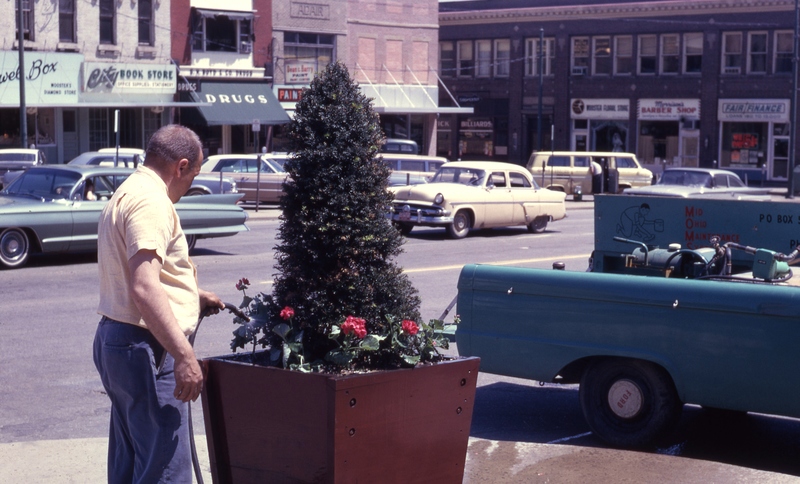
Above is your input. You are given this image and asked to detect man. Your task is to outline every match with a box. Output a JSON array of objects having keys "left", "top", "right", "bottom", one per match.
[{"left": 93, "top": 124, "right": 223, "bottom": 482}]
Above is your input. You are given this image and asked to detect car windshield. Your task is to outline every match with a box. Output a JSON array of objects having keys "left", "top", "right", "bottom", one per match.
[
  {"left": 431, "top": 167, "right": 486, "bottom": 186},
  {"left": 0, "top": 153, "right": 35, "bottom": 163},
  {"left": 659, "top": 171, "right": 712, "bottom": 187},
  {"left": 4, "top": 169, "right": 81, "bottom": 199}
]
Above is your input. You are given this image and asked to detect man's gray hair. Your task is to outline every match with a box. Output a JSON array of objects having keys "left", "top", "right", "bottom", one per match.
[{"left": 145, "top": 125, "right": 203, "bottom": 169}]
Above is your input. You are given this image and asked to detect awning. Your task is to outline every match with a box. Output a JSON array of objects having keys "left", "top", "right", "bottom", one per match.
[
  {"left": 194, "top": 8, "right": 254, "bottom": 21},
  {"left": 184, "top": 82, "right": 290, "bottom": 126}
]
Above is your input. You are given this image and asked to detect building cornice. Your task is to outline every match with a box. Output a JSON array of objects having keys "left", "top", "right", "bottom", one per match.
[{"left": 439, "top": 0, "right": 794, "bottom": 26}]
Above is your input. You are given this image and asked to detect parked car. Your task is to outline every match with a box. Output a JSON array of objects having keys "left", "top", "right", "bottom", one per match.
[
  {"left": 390, "top": 161, "right": 567, "bottom": 238},
  {"left": 381, "top": 153, "right": 448, "bottom": 181},
  {"left": 389, "top": 171, "right": 429, "bottom": 186},
  {"left": 200, "top": 154, "right": 287, "bottom": 203},
  {"left": 0, "top": 148, "right": 47, "bottom": 189},
  {"left": 69, "top": 151, "right": 238, "bottom": 196},
  {"left": 527, "top": 151, "right": 653, "bottom": 196},
  {"left": 623, "top": 167, "right": 772, "bottom": 198},
  {"left": 0, "top": 165, "right": 248, "bottom": 269},
  {"left": 381, "top": 138, "right": 419, "bottom": 155}
]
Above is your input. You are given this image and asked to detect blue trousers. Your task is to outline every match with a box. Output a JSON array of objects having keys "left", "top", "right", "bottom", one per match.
[{"left": 93, "top": 317, "right": 192, "bottom": 483}]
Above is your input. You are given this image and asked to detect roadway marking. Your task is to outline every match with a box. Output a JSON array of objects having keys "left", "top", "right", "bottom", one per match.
[
  {"left": 403, "top": 253, "right": 591, "bottom": 273},
  {"left": 547, "top": 431, "right": 593, "bottom": 444},
  {"left": 258, "top": 253, "right": 591, "bottom": 284}
]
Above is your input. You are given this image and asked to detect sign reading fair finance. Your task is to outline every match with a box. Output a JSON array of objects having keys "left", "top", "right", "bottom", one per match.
[
  {"left": 82, "top": 62, "right": 176, "bottom": 94},
  {"left": 0, "top": 51, "right": 82, "bottom": 105}
]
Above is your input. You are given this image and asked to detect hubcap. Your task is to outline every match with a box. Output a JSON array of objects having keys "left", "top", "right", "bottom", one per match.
[{"left": 607, "top": 379, "right": 644, "bottom": 419}]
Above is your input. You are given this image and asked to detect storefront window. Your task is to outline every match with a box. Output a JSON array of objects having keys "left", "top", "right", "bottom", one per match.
[
  {"left": 721, "top": 122, "right": 767, "bottom": 168},
  {"left": 592, "top": 121, "right": 627, "bottom": 152},
  {"left": 638, "top": 121, "right": 679, "bottom": 165},
  {"left": 284, "top": 32, "right": 334, "bottom": 83},
  {"left": 459, "top": 117, "right": 494, "bottom": 159}
]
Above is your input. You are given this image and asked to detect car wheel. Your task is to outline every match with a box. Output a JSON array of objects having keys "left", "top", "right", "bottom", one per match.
[
  {"left": 0, "top": 228, "right": 31, "bottom": 269},
  {"left": 395, "top": 222, "right": 414, "bottom": 236},
  {"left": 446, "top": 211, "right": 471, "bottom": 239},
  {"left": 527, "top": 216, "right": 548, "bottom": 233},
  {"left": 185, "top": 189, "right": 206, "bottom": 196},
  {"left": 580, "top": 359, "right": 681, "bottom": 448},
  {"left": 185, "top": 234, "right": 197, "bottom": 252}
]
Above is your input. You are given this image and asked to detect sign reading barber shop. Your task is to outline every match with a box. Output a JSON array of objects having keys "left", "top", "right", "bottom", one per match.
[
  {"left": 0, "top": 51, "right": 82, "bottom": 105},
  {"left": 82, "top": 62, "right": 176, "bottom": 94}
]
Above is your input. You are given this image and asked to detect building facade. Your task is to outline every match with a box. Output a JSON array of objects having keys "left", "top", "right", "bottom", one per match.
[
  {"left": 1, "top": 0, "right": 177, "bottom": 163},
  {"left": 270, "top": 0, "right": 471, "bottom": 155},
  {"left": 171, "top": 0, "right": 289, "bottom": 156},
  {"left": 439, "top": 0, "right": 798, "bottom": 183}
]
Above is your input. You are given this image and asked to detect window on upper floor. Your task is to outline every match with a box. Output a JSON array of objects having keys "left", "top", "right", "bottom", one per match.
[
  {"left": 17, "top": 0, "right": 34, "bottom": 41},
  {"left": 775, "top": 30, "right": 793, "bottom": 74},
  {"left": 684, "top": 33, "right": 703, "bottom": 74},
  {"left": 440, "top": 41, "right": 456, "bottom": 77},
  {"left": 457, "top": 40, "right": 474, "bottom": 77},
  {"left": 722, "top": 32, "right": 742, "bottom": 74},
  {"left": 638, "top": 35, "right": 657, "bottom": 74},
  {"left": 661, "top": 34, "right": 680, "bottom": 74},
  {"left": 475, "top": 40, "right": 492, "bottom": 77},
  {"left": 494, "top": 39, "right": 510, "bottom": 77},
  {"left": 525, "top": 37, "right": 555, "bottom": 76},
  {"left": 99, "top": 0, "right": 115, "bottom": 44},
  {"left": 748, "top": 32, "right": 767, "bottom": 74},
  {"left": 138, "top": 0, "right": 153, "bottom": 46},
  {"left": 572, "top": 37, "right": 590, "bottom": 75},
  {"left": 59, "top": 0, "right": 75, "bottom": 43},
  {"left": 593, "top": 37, "right": 612, "bottom": 75},
  {"left": 614, "top": 36, "right": 633, "bottom": 75},
  {"left": 283, "top": 32, "right": 334, "bottom": 82},
  {"left": 193, "top": 9, "right": 254, "bottom": 53}
]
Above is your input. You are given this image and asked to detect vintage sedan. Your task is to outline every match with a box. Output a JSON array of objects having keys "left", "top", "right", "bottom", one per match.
[
  {"left": 201, "top": 154, "right": 287, "bottom": 203},
  {"left": 0, "top": 165, "right": 249, "bottom": 269},
  {"left": 390, "top": 161, "right": 567, "bottom": 239},
  {"left": 623, "top": 168, "right": 771, "bottom": 198},
  {"left": 0, "top": 148, "right": 47, "bottom": 188}
]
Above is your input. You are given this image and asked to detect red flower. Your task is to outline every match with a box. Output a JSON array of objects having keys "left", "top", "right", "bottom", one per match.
[
  {"left": 401, "top": 319, "right": 419, "bottom": 335},
  {"left": 235, "top": 277, "right": 250, "bottom": 291},
  {"left": 280, "top": 306, "right": 295, "bottom": 320},
  {"left": 341, "top": 315, "right": 367, "bottom": 339}
]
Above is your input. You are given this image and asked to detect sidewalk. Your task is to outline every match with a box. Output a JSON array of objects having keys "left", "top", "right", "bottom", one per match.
[{"left": 2, "top": 434, "right": 795, "bottom": 483}]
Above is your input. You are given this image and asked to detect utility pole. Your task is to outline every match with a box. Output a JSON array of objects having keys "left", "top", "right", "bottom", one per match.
[
  {"left": 789, "top": 0, "right": 799, "bottom": 198},
  {"left": 537, "top": 28, "right": 544, "bottom": 150},
  {"left": 18, "top": 0, "right": 27, "bottom": 148}
]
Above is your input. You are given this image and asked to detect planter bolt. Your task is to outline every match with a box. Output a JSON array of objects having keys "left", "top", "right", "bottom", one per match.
[
  {"left": 349, "top": 398, "right": 357, "bottom": 407},
  {"left": 349, "top": 428, "right": 356, "bottom": 436},
  {"left": 460, "top": 378, "right": 466, "bottom": 386},
  {"left": 456, "top": 407, "right": 463, "bottom": 414}
]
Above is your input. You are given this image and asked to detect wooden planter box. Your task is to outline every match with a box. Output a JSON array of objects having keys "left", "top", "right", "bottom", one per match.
[{"left": 200, "top": 355, "right": 480, "bottom": 484}]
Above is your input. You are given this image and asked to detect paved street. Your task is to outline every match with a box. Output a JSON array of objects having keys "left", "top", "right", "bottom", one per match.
[{"left": 2, "top": 199, "right": 800, "bottom": 482}]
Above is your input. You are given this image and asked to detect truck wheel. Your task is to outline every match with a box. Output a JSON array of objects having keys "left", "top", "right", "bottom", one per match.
[
  {"left": 0, "top": 228, "right": 31, "bottom": 269},
  {"left": 527, "top": 216, "right": 548, "bottom": 233},
  {"left": 446, "top": 211, "right": 471, "bottom": 239},
  {"left": 580, "top": 359, "right": 681, "bottom": 448}
]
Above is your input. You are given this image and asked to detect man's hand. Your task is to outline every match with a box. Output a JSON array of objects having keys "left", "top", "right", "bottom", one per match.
[
  {"left": 199, "top": 289, "right": 224, "bottom": 316},
  {"left": 173, "top": 354, "right": 204, "bottom": 402}
]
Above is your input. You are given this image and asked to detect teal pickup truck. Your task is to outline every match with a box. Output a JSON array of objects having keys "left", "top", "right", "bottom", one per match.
[{"left": 455, "top": 195, "right": 800, "bottom": 448}]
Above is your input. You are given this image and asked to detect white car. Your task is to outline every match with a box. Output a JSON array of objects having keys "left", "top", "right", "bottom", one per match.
[
  {"left": 0, "top": 148, "right": 47, "bottom": 188},
  {"left": 201, "top": 154, "right": 288, "bottom": 203},
  {"left": 390, "top": 161, "right": 567, "bottom": 239},
  {"left": 623, "top": 168, "right": 771, "bottom": 198}
]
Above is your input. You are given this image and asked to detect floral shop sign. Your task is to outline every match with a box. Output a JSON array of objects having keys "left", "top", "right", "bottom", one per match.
[{"left": 0, "top": 52, "right": 82, "bottom": 105}]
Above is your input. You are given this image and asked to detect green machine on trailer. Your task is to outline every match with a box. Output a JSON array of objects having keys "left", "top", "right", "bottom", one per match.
[{"left": 456, "top": 194, "right": 800, "bottom": 448}]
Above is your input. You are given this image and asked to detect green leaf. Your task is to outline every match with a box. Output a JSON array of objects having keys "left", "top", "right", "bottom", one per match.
[
  {"left": 325, "top": 349, "right": 354, "bottom": 367},
  {"left": 239, "top": 295, "right": 253, "bottom": 309},
  {"left": 273, "top": 323, "right": 291, "bottom": 341},
  {"left": 282, "top": 343, "right": 291, "bottom": 368},
  {"left": 329, "top": 325, "right": 341, "bottom": 339},
  {"left": 359, "top": 334, "right": 384, "bottom": 351},
  {"left": 401, "top": 355, "right": 420, "bottom": 366}
]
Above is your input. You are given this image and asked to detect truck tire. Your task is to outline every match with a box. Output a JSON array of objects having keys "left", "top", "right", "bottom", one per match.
[
  {"left": 580, "top": 359, "right": 681, "bottom": 448},
  {"left": 446, "top": 211, "right": 471, "bottom": 239}
]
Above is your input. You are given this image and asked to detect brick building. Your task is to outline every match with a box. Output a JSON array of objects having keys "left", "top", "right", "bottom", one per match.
[
  {"left": 1, "top": 0, "right": 176, "bottom": 163},
  {"left": 270, "top": 0, "right": 471, "bottom": 155},
  {"left": 439, "top": 0, "right": 798, "bottom": 184}
]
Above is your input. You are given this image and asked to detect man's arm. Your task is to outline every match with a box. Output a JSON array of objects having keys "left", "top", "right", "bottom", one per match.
[{"left": 129, "top": 249, "right": 203, "bottom": 403}]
